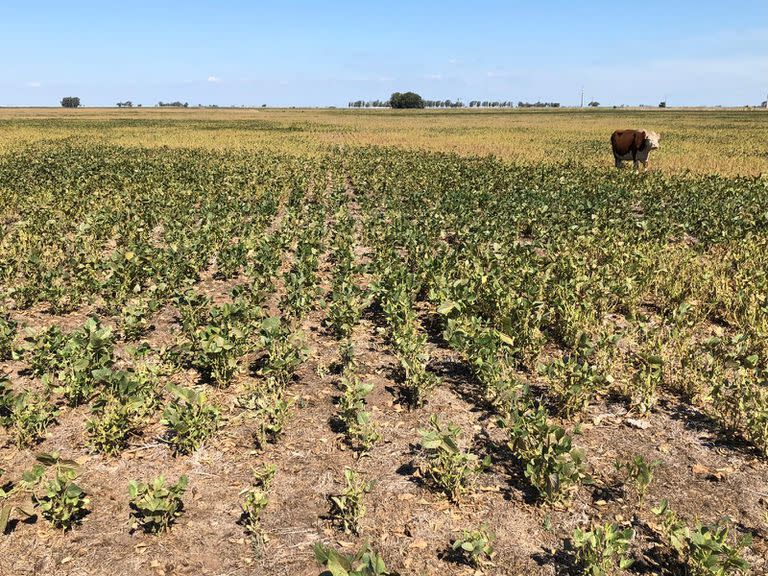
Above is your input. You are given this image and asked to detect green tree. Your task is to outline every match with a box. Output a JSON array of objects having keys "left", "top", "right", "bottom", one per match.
[
  {"left": 389, "top": 92, "right": 425, "bottom": 109},
  {"left": 60, "top": 97, "right": 81, "bottom": 108}
]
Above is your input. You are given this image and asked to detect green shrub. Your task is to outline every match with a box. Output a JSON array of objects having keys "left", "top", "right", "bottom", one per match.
[
  {"left": 615, "top": 455, "right": 660, "bottom": 504},
  {"left": 328, "top": 279, "right": 365, "bottom": 339},
  {"left": 451, "top": 525, "right": 496, "bottom": 567},
  {"left": 543, "top": 354, "right": 611, "bottom": 419},
  {"left": 0, "top": 374, "right": 12, "bottom": 425},
  {"left": 0, "top": 315, "right": 18, "bottom": 361},
  {"left": 128, "top": 475, "right": 188, "bottom": 533},
  {"left": 313, "top": 543, "right": 392, "bottom": 576},
  {"left": 28, "top": 452, "right": 90, "bottom": 531},
  {"left": 9, "top": 392, "right": 59, "bottom": 448},
  {"left": 572, "top": 523, "right": 634, "bottom": 575},
  {"left": 505, "top": 401, "right": 589, "bottom": 504},
  {"left": 46, "top": 318, "right": 115, "bottom": 406},
  {"left": 631, "top": 346, "right": 663, "bottom": 415},
  {"left": 652, "top": 500, "right": 751, "bottom": 576},
  {"left": 252, "top": 392, "right": 293, "bottom": 449},
  {"left": 419, "top": 415, "right": 489, "bottom": 503},
  {"left": 24, "top": 325, "right": 66, "bottom": 377},
  {"left": 240, "top": 464, "right": 276, "bottom": 539},
  {"left": 338, "top": 374, "right": 380, "bottom": 453},
  {"left": 329, "top": 468, "right": 372, "bottom": 535},
  {"left": 86, "top": 397, "right": 144, "bottom": 456},
  {"left": 161, "top": 384, "right": 219, "bottom": 455},
  {"left": 258, "top": 317, "right": 307, "bottom": 386},
  {"left": 120, "top": 298, "right": 156, "bottom": 340}
]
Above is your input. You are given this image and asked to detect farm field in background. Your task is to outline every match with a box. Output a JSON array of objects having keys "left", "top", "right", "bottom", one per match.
[
  {"left": 0, "top": 110, "right": 767, "bottom": 576},
  {"left": 1, "top": 107, "right": 767, "bottom": 175}
]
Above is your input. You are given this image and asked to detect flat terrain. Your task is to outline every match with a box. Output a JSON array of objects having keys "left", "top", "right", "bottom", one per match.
[
  {"left": 0, "top": 109, "right": 767, "bottom": 576},
  {"left": 0, "top": 107, "right": 766, "bottom": 175}
]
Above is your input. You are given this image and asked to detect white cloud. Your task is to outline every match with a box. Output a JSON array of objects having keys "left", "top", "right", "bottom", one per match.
[
  {"left": 25, "top": 81, "right": 42, "bottom": 88},
  {"left": 448, "top": 58, "right": 463, "bottom": 65},
  {"left": 207, "top": 75, "right": 220, "bottom": 83},
  {"left": 425, "top": 74, "right": 443, "bottom": 80},
  {"left": 486, "top": 70, "right": 509, "bottom": 78}
]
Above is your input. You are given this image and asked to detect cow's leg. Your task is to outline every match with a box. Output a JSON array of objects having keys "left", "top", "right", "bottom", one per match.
[
  {"left": 633, "top": 159, "right": 640, "bottom": 169},
  {"left": 614, "top": 155, "right": 622, "bottom": 168}
]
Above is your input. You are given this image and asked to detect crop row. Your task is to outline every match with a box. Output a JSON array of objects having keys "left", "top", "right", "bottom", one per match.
[{"left": 1, "top": 143, "right": 766, "bottom": 574}]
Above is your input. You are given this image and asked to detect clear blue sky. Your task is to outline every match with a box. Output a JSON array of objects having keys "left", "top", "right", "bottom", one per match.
[{"left": 2, "top": 1, "right": 766, "bottom": 107}]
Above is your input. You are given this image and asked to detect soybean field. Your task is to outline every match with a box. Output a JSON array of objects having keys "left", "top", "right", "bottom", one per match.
[{"left": 0, "top": 109, "right": 767, "bottom": 576}]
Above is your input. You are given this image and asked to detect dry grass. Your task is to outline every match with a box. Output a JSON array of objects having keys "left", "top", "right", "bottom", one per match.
[{"left": 1, "top": 107, "right": 766, "bottom": 175}]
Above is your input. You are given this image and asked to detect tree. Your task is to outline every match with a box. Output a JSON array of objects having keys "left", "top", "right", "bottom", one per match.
[
  {"left": 389, "top": 92, "right": 425, "bottom": 109},
  {"left": 60, "top": 97, "right": 81, "bottom": 108},
  {"left": 588, "top": 101, "right": 600, "bottom": 107},
  {"left": 658, "top": 101, "right": 667, "bottom": 108}
]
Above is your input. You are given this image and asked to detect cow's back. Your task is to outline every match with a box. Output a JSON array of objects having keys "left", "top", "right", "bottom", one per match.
[{"left": 611, "top": 129, "right": 638, "bottom": 156}]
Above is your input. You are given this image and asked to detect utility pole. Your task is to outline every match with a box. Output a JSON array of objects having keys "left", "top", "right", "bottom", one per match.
[{"left": 580, "top": 88, "right": 584, "bottom": 108}]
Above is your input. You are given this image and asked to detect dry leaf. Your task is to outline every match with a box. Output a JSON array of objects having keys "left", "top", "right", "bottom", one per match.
[
  {"left": 409, "top": 539, "right": 429, "bottom": 549},
  {"left": 626, "top": 418, "right": 650, "bottom": 430},
  {"left": 692, "top": 464, "right": 710, "bottom": 475}
]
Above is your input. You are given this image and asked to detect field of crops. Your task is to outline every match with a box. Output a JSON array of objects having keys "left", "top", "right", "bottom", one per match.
[
  {"left": 1, "top": 107, "right": 767, "bottom": 175},
  {"left": 0, "top": 110, "right": 767, "bottom": 576}
]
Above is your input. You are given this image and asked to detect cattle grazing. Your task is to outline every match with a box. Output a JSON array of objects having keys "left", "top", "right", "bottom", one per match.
[{"left": 611, "top": 129, "right": 660, "bottom": 169}]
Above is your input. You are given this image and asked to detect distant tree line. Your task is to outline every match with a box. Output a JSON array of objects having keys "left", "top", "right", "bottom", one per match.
[
  {"left": 468, "top": 101, "right": 513, "bottom": 107},
  {"left": 60, "top": 96, "right": 81, "bottom": 108},
  {"left": 348, "top": 92, "right": 427, "bottom": 109},
  {"left": 158, "top": 101, "right": 189, "bottom": 108},
  {"left": 348, "top": 100, "right": 389, "bottom": 108},
  {"left": 116, "top": 101, "right": 133, "bottom": 108},
  {"left": 348, "top": 95, "right": 563, "bottom": 109},
  {"left": 424, "top": 99, "right": 464, "bottom": 108},
  {"left": 348, "top": 98, "right": 468, "bottom": 108},
  {"left": 517, "top": 101, "right": 560, "bottom": 108}
]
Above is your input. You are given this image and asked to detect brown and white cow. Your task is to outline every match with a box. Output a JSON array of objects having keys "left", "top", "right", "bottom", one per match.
[{"left": 611, "top": 129, "right": 660, "bottom": 169}]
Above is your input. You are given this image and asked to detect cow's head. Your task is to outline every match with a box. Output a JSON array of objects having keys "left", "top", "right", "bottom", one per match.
[{"left": 645, "top": 131, "right": 661, "bottom": 150}]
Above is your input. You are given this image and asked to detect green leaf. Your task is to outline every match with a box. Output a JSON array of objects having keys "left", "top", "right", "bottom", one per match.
[
  {"left": 35, "top": 452, "right": 60, "bottom": 467},
  {"left": 496, "top": 331, "right": 515, "bottom": 347},
  {"left": 437, "top": 301, "right": 458, "bottom": 315},
  {"left": 619, "top": 558, "right": 634, "bottom": 569}
]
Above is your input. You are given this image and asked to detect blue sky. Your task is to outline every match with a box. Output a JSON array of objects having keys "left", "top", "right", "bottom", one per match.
[{"left": 2, "top": 1, "right": 767, "bottom": 107}]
